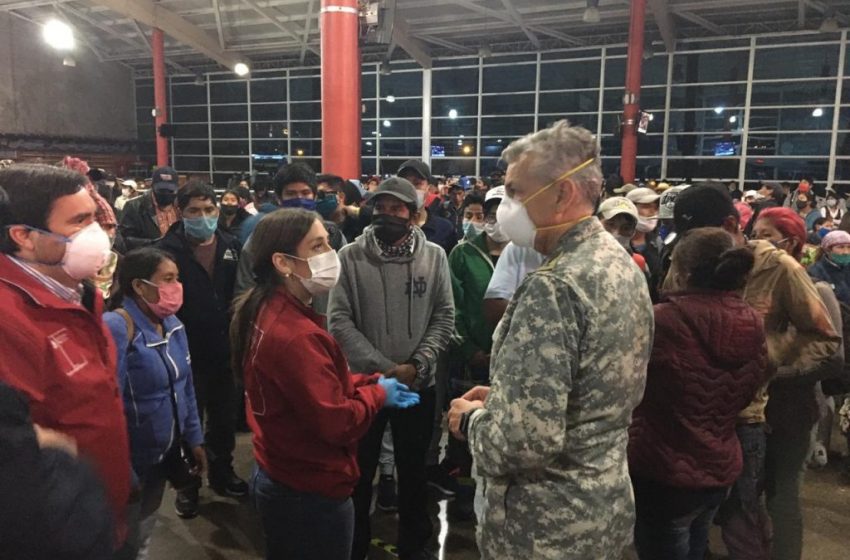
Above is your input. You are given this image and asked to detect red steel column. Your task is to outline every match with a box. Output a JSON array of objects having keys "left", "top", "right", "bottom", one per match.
[
  {"left": 152, "top": 28, "right": 169, "bottom": 167},
  {"left": 320, "top": 0, "right": 361, "bottom": 178},
  {"left": 620, "top": 0, "right": 646, "bottom": 183}
]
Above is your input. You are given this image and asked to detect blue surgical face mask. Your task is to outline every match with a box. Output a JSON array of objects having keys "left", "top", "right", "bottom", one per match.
[
  {"left": 281, "top": 197, "right": 317, "bottom": 211},
  {"left": 819, "top": 227, "right": 832, "bottom": 239},
  {"left": 183, "top": 215, "right": 218, "bottom": 240}
]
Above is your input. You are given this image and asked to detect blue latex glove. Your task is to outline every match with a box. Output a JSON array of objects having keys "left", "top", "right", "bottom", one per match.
[{"left": 377, "top": 377, "right": 421, "bottom": 409}]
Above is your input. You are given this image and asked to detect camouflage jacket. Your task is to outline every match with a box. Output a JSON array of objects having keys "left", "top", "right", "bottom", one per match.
[{"left": 468, "top": 218, "right": 654, "bottom": 559}]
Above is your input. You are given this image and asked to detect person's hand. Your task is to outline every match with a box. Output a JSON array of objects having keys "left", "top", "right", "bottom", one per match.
[
  {"left": 385, "top": 364, "right": 417, "bottom": 386},
  {"left": 448, "top": 398, "right": 484, "bottom": 441},
  {"left": 190, "top": 446, "right": 208, "bottom": 477},
  {"left": 378, "top": 377, "right": 421, "bottom": 409},
  {"left": 34, "top": 424, "right": 77, "bottom": 456},
  {"left": 469, "top": 351, "right": 490, "bottom": 369},
  {"left": 461, "top": 385, "right": 490, "bottom": 403}
]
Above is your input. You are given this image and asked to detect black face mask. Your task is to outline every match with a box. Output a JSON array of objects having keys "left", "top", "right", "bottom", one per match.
[
  {"left": 154, "top": 190, "right": 176, "bottom": 207},
  {"left": 372, "top": 214, "right": 411, "bottom": 244},
  {"left": 796, "top": 200, "right": 808, "bottom": 210},
  {"left": 220, "top": 204, "right": 238, "bottom": 216}
]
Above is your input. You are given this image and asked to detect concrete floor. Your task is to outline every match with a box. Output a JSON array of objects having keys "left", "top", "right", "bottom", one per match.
[{"left": 149, "top": 432, "right": 850, "bottom": 560}]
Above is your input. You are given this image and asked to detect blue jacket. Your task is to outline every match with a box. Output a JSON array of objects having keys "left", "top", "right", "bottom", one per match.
[
  {"left": 809, "top": 257, "right": 850, "bottom": 307},
  {"left": 104, "top": 298, "right": 203, "bottom": 476}
]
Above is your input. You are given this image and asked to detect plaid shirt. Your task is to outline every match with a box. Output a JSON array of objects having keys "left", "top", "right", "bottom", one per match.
[{"left": 7, "top": 255, "right": 82, "bottom": 305}]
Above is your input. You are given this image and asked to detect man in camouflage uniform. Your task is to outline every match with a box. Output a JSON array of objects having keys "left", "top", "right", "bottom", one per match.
[{"left": 448, "top": 120, "right": 654, "bottom": 559}]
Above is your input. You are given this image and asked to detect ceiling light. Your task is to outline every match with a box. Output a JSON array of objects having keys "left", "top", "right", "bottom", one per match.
[
  {"left": 386, "top": 95, "right": 396, "bottom": 103},
  {"left": 497, "top": 138, "right": 503, "bottom": 143},
  {"left": 714, "top": 106, "right": 725, "bottom": 115},
  {"left": 194, "top": 75, "right": 205, "bottom": 86},
  {"left": 729, "top": 115, "right": 737, "bottom": 123},
  {"left": 478, "top": 45, "right": 492, "bottom": 58},
  {"left": 366, "top": 141, "right": 373, "bottom": 146},
  {"left": 813, "top": 107, "right": 825, "bottom": 117},
  {"left": 296, "top": 149, "right": 304, "bottom": 156},
  {"left": 462, "top": 145, "right": 472, "bottom": 155},
  {"left": 43, "top": 19, "right": 74, "bottom": 51},
  {"left": 583, "top": 0, "right": 601, "bottom": 24},
  {"left": 383, "top": 119, "right": 391, "bottom": 127},
  {"left": 648, "top": 113, "right": 655, "bottom": 121},
  {"left": 234, "top": 62, "right": 250, "bottom": 76},
  {"left": 380, "top": 60, "right": 392, "bottom": 75},
  {"left": 448, "top": 109, "right": 458, "bottom": 119},
  {"left": 62, "top": 57, "right": 76, "bottom": 67}
]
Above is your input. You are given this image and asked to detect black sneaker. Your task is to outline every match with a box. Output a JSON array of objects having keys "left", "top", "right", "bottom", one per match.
[
  {"left": 175, "top": 487, "right": 199, "bottom": 519},
  {"left": 209, "top": 469, "right": 249, "bottom": 497},
  {"left": 376, "top": 474, "right": 398, "bottom": 512},
  {"left": 426, "top": 464, "right": 459, "bottom": 497}
]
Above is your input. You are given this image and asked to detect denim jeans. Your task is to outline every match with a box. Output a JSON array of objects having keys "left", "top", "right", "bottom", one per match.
[
  {"left": 718, "top": 423, "right": 772, "bottom": 560},
  {"left": 251, "top": 466, "right": 354, "bottom": 560},
  {"left": 632, "top": 476, "right": 728, "bottom": 560}
]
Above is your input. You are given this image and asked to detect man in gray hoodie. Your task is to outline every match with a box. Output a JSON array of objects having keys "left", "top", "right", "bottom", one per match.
[{"left": 328, "top": 177, "right": 454, "bottom": 560}]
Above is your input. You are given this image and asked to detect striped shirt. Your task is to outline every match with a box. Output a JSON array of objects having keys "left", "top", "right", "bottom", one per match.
[{"left": 7, "top": 255, "right": 82, "bottom": 305}]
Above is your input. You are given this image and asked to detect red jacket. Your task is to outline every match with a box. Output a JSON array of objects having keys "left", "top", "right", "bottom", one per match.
[
  {"left": 244, "top": 288, "right": 385, "bottom": 499},
  {"left": 0, "top": 254, "right": 130, "bottom": 542},
  {"left": 629, "top": 292, "right": 769, "bottom": 488}
]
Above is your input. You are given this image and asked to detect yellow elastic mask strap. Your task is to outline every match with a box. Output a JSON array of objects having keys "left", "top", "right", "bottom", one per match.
[
  {"left": 522, "top": 157, "right": 597, "bottom": 207},
  {"left": 536, "top": 214, "right": 592, "bottom": 233}
]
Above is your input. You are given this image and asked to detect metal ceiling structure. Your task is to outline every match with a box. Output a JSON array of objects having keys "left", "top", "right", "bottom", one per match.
[{"left": 1, "top": 0, "right": 849, "bottom": 75}]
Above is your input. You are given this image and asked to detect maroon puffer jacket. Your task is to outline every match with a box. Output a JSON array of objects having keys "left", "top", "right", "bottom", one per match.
[{"left": 629, "top": 292, "right": 770, "bottom": 489}]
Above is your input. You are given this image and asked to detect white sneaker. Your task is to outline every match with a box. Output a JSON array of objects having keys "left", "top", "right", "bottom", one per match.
[{"left": 811, "top": 443, "right": 829, "bottom": 468}]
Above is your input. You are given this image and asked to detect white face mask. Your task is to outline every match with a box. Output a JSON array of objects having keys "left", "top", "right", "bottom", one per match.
[
  {"left": 287, "top": 249, "right": 341, "bottom": 295},
  {"left": 496, "top": 195, "right": 538, "bottom": 248},
  {"left": 615, "top": 234, "right": 632, "bottom": 249},
  {"left": 636, "top": 217, "right": 658, "bottom": 233},
  {"left": 32, "top": 222, "right": 112, "bottom": 281},
  {"left": 484, "top": 221, "right": 509, "bottom": 243},
  {"left": 416, "top": 191, "right": 425, "bottom": 209},
  {"left": 495, "top": 158, "right": 597, "bottom": 248}
]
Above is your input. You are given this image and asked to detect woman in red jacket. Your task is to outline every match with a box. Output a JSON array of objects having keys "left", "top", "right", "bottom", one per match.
[
  {"left": 629, "top": 227, "right": 770, "bottom": 560},
  {"left": 229, "top": 208, "right": 419, "bottom": 560}
]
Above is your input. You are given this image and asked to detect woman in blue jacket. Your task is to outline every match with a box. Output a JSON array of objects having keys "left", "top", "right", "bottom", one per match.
[{"left": 104, "top": 248, "right": 205, "bottom": 559}]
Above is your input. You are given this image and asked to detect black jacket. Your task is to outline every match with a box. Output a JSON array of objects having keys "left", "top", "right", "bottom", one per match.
[
  {"left": 0, "top": 382, "right": 113, "bottom": 559},
  {"left": 157, "top": 223, "right": 241, "bottom": 367},
  {"left": 119, "top": 192, "right": 163, "bottom": 250}
]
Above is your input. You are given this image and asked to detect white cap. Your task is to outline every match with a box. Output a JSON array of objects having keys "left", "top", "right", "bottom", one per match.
[
  {"left": 485, "top": 185, "right": 505, "bottom": 203},
  {"left": 627, "top": 187, "right": 661, "bottom": 205},
  {"left": 744, "top": 190, "right": 762, "bottom": 200},
  {"left": 598, "top": 197, "right": 639, "bottom": 221},
  {"left": 659, "top": 185, "right": 688, "bottom": 220},
  {"left": 121, "top": 179, "right": 138, "bottom": 189}
]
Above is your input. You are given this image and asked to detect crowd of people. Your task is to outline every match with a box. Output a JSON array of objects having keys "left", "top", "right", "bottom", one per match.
[{"left": 0, "top": 119, "right": 849, "bottom": 560}]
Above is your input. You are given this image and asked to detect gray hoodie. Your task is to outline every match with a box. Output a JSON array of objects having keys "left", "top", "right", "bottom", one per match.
[{"left": 328, "top": 225, "right": 454, "bottom": 390}]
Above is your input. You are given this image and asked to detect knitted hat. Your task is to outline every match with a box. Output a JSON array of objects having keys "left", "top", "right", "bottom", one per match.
[{"left": 822, "top": 230, "right": 850, "bottom": 251}]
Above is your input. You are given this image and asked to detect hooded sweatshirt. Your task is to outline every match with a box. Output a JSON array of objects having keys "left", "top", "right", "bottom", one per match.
[{"left": 328, "top": 225, "right": 455, "bottom": 390}]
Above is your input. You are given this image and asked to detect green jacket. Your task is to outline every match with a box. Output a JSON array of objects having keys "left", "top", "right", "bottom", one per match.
[{"left": 448, "top": 232, "right": 496, "bottom": 362}]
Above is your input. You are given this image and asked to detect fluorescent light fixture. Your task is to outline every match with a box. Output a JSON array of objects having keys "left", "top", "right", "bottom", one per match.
[
  {"left": 729, "top": 115, "right": 737, "bottom": 123},
  {"left": 583, "top": 0, "right": 601, "bottom": 24},
  {"left": 448, "top": 109, "right": 458, "bottom": 119},
  {"left": 714, "top": 106, "right": 725, "bottom": 115},
  {"left": 43, "top": 19, "right": 74, "bottom": 51},
  {"left": 813, "top": 107, "right": 824, "bottom": 117},
  {"left": 386, "top": 95, "right": 396, "bottom": 103},
  {"left": 234, "top": 62, "right": 250, "bottom": 76},
  {"left": 62, "top": 57, "right": 76, "bottom": 67},
  {"left": 497, "top": 138, "right": 503, "bottom": 143},
  {"left": 648, "top": 113, "right": 655, "bottom": 121},
  {"left": 366, "top": 141, "right": 373, "bottom": 146},
  {"left": 383, "top": 119, "right": 391, "bottom": 127}
]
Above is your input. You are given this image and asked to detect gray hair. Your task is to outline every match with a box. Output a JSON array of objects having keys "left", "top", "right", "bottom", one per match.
[{"left": 502, "top": 120, "right": 602, "bottom": 207}]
